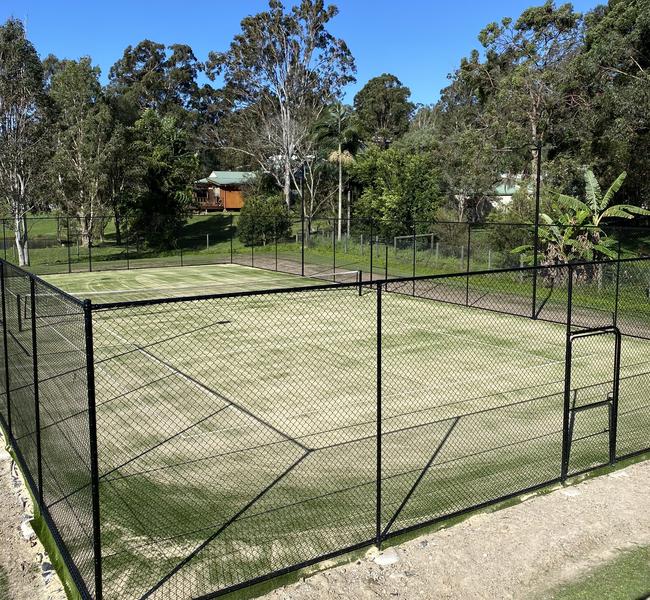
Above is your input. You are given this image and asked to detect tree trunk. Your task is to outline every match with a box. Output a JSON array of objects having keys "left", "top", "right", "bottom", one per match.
[
  {"left": 346, "top": 188, "right": 351, "bottom": 239},
  {"left": 79, "top": 213, "right": 91, "bottom": 247},
  {"left": 337, "top": 143, "right": 343, "bottom": 241},
  {"left": 283, "top": 160, "right": 292, "bottom": 209},
  {"left": 114, "top": 210, "right": 122, "bottom": 245},
  {"left": 14, "top": 215, "right": 28, "bottom": 266}
]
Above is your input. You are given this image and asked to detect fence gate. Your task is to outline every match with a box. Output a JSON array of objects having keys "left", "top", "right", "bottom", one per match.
[{"left": 562, "top": 327, "right": 621, "bottom": 479}]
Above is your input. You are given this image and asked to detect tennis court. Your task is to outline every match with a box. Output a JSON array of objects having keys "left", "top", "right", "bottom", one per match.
[{"left": 35, "top": 262, "right": 650, "bottom": 598}]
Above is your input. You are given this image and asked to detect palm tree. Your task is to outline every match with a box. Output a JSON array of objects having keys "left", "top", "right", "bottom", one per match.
[{"left": 314, "top": 103, "right": 360, "bottom": 240}]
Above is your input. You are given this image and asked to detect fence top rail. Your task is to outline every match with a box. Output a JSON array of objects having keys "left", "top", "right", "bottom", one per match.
[
  {"left": 90, "top": 254, "right": 650, "bottom": 312},
  {"left": 0, "top": 258, "right": 85, "bottom": 308}
]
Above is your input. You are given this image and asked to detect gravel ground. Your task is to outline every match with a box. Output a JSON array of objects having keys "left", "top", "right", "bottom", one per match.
[
  {"left": 264, "top": 461, "right": 650, "bottom": 600},
  {"left": 0, "top": 434, "right": 65, "bottom": 600}
]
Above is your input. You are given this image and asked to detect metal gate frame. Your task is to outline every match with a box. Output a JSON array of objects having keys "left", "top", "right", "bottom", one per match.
[{"left": 561, "top": 326, "right": 622, "bottom": 480}]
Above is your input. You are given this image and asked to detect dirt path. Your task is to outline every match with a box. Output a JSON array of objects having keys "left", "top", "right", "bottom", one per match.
[
  {"left": 0, "top": 434, "right": 64, "bottom": 600},
  {"left": 264, "top": 460, "right": 650, "bottom": 600}
]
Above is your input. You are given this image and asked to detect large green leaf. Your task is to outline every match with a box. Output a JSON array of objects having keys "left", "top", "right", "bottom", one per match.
[
  {"left": 601, "top": 205, "right": 650, "bottom": 220},
  {"left": 592, "top": 243, "right": 618, "bottom": 258},
  {"left": 584, "top": 170, "right": 601, "bottom": 212},
  {"left": 600, "top": 171, "right": 627, "bottom": 210},
  {"left": 557, "top": 193, "right": 589, "bottom": 214}
]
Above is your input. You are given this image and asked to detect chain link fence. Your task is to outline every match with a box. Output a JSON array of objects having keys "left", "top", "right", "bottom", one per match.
[{"left": 1, "top": 255, "right": 650, "bottom": 599}]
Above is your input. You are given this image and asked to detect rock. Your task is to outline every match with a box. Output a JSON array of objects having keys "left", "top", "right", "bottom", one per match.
[
  {"left": 20, "top": 520, "right": 35, "bottom": 541},
  {"left": 374, "top": 548, "right": 399, "bottom": 566}
]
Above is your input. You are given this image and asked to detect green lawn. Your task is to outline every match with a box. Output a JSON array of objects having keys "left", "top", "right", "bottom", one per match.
[
  {"left": 548, "top": 545, "right": 650, "bottom": 600},
  {"left": 34, "top": 264, "right": 650, "bottom": 599}
]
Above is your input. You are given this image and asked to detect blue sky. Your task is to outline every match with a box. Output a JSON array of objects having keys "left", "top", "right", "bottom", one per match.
[{"left": 2, "top": 0, "right": 601, "bottom": 105}]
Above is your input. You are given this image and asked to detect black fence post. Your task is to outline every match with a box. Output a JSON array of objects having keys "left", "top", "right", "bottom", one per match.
[
  {"left": 369, "top": 220, "right": 374, "bottom": 283},
  {"left": 531, "top": 140, "right": 542, "bottom": 320},
  {"left": 29, "top": 277, "right": 43, "bottom": 509},
  {"left": 385, "top": 244, "right": 388, "bottom": 281},
  {"left": 274, "top": 220, "right": 278, "bottom": 272},
  {"left": 610, "top": 331, "right": 622, "bottom": 466},
  {"left": 2, "top": 220, "right": 6, "bottom": 261},
  {"left": 125, "top": 231, "right": 130, "bottom": 271},
  {"left": 66, "top": 217, "right": 72, "bottom": 274},
  {"left": 375, "top": 281, "right": 382, "bottom": 549},
  {"left": 230, "top": 214, "right": 234, "bottom": 264},
  {"left": 333, "top": 226, "right": 336, "bottom": 281},
  {"left": 465, "top": 224, "right": 471, "bottom": 307},
  {"left": 88, "top": 241, "right": 93, "bottom": 273},
  {"left": 180, "top": 244, "right": 184, "bottom": 267},
  {"left": 614, "top": 240, "right": 621, "bottom": 328},
  {"left": 561, "top": 263, "right": 574, "bottom": 481},
  {"left": 251, "top": 222, "right": 255, "bottom": 268},
  {"left": 412, "top": 227, "right": 416, "bottom": 296},
  {"left": 83, "top": 300, "right": 103, "bottom": 600},
  {"left": 1, "top": 263, "right": 11, "bottom": 436},
  {"left": 301, "top": 211, "right": 305, "bottom": 278}
]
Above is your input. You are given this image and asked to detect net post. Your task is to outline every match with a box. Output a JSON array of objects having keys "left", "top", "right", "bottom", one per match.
[
  {"left": 1, "top": 262, "right": 12, "bottom": 436},
  {"left": 88, "top": 239, "right": 93, "bottom": 272},
  {"left": 29, "top": 276, "right": 43, "bottom": 508},
  {"left": 358, "top": 270, "right": 363, "bottom": 296},
  {"left": 83, "top": 299, "right": 103, "bottom": 600},
  {"left": 180, "top": 244, "right": 184, "bottom": 267},
  {"left": 561, "top": 263, "right": 574, "bottom": 481},
  {"left": 375, "top": 280, "right": 382, "bottom": 550},
  {"left": 2, "top": 219, "right": 6, "bottom": 262}
]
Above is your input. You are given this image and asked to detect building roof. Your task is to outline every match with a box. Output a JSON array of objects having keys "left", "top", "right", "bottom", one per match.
[
  {"left": 197, "top": 171, "right": 256, "bottom": 187},
  {"left": 493, "top": 182, "right": 520, "bottom": 196}
]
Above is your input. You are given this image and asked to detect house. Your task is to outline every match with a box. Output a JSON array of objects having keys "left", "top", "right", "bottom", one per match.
[{"left": 194, "top": 171, "right": 256, "bottom": 211}]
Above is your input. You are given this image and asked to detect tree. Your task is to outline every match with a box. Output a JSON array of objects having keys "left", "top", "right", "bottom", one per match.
[
  {"left": 315, "top": 102, "right": 359, "bottom": 239},
  {"left": 477, "top": 2, "right": 583, "bottom": 170},
  {"left": 126, "top": 110, "right": 199, "bottom": 247},
  {"left": 49, "top": 58, "right": 117, "bottom": 246},
  {"left": 0, "top": 19, "right": 48, "bottom": 265},
  {"left": 353, "top": 73, "right": 414, "bottom": 148},
  {"left": 569, "top": 0, "right": 650, "bottom": 204},
  {"left": 206, "top": 0, "right": 356, "bottom": 209},
  {"left": 108, "top": 40, "right": 203, "bottom": 122},
  {"left": 351, "top": 145, "right": 442, "bottom": 238}
]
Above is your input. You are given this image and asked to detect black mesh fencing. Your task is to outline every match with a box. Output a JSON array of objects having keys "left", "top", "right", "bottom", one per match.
[
  {"left": 7, "top": 216, "right": 650, "bottom": 289},
  {"left": 0, "top": 261, "right": 100, "bottom": 599},
  {"left": 2, "top": 255, "right": 650, "bottom": 599}
]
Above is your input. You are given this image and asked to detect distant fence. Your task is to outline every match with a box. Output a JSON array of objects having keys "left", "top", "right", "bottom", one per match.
[{"left": 1, "top": 254, "right": 650, "bottom": 599}]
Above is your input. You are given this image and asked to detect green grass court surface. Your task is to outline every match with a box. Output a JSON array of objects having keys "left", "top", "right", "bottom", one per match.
[
  {"left": 44, "top": 263, "right": 341, "bottom": 304},
  {"left": 41, "top": 264, "right": 650, "bottom": 598}
]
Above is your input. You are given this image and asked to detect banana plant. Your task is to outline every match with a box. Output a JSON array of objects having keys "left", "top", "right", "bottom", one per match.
[{"left": 514, "top": 170, "right": 650, "bottom": 263}]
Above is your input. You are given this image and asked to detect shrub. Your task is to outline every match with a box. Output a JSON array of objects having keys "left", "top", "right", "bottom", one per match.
[{"left": 238, "top": 194, "right": 292, "bottom": 246}]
